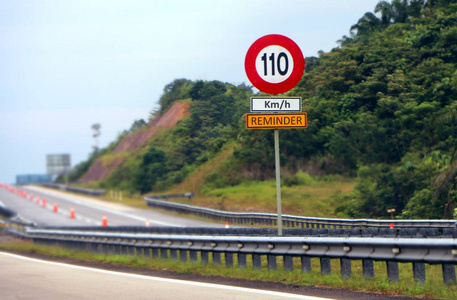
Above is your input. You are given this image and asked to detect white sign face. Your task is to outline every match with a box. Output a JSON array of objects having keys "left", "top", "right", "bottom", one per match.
[
  {"left": 254, "top": 45, "right": 294, "bottom": 84},
  {"left": 250, "top": 97, "right": 302, "bottom": 112}
]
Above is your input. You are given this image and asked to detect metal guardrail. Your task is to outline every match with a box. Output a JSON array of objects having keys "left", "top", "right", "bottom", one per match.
[
  {"left": 33, "top": 225, "right": 457, "bottom": 239},
  {"left": 0, "top": 219, "right": 34, "bottom": 238},
  {"left": 41, "top": 183, "right": 105, "bottom": 196},
  {"left": 145, "top": 197, "right": 456, "bottom": 229},
  {"left": 147, "top": 193, "right": 194, "bottom": 200},
  {"left": 0, "top": 206, "right": 16, "bottom": 218},
  {"left": 24, "top": 226, "right": 457, "bottom": 285}
]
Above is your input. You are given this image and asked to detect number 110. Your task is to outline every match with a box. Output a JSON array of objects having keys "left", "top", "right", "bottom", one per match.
[{"left": 261, "top": 52, "right": 289, "bottom": 76}]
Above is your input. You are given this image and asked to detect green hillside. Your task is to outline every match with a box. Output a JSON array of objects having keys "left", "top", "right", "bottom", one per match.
[{"left": 72, "top": 0, "right": 457, "bottom": 219}]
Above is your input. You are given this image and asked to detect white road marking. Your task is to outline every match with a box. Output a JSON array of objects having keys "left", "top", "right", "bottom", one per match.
[{"left": 0, "top": 252, "right": 334, "bottom": 300}]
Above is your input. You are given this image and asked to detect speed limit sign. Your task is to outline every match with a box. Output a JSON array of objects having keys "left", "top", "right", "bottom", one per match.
[{"left": 245, "top": 34, "right": 305, "bottom": 94}]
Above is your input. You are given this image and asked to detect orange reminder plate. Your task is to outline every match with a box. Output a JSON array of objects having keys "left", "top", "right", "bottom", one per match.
[{"left": 246, "top": 113, "right": 307, "bottom": 129}]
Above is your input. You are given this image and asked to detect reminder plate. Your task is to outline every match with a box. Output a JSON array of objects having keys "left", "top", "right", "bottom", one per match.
[
  {"left": 246, "top": 113, "right": 307, "bottom": 129},
  {"left": 250, "top": 97, "right": 301, "bottom": 112}
]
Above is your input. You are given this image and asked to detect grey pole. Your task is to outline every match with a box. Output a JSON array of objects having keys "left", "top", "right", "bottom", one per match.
[{"left": 274, "top": 129, "right": 283, "bottom": 236}]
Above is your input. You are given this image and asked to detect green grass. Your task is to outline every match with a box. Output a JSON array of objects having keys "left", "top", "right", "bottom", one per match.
[
  {"left": 199, "top": 178, "right": 356, "bottom": 217},
  {"left": 2, "top": 241, "right": 457, "bottom": 299},
  {"left": 53, "top": 172, "right": 357, "bottom": 219}
]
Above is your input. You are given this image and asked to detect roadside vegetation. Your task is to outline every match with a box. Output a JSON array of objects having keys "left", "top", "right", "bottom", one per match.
[
  {"left": 1, "top": 240, "right": 457, "bottom": 299},
  {"left": 67, "top": 0, "right": 457, "bottom": 220}
]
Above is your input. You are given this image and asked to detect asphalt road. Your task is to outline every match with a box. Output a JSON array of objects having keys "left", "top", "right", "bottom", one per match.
[
  {"left": 0, "top": 252, "right": 332, "bottom": 300},
  {"left": 0, "top": 186, "right": 222, "bottom": 227}
]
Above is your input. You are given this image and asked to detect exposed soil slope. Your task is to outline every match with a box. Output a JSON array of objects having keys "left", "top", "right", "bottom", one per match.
[{"left": 81, "top": 102, "right": 190, "bottom": 182}]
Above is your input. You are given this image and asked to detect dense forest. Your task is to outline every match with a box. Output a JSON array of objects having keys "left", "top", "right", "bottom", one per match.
[{"left": 72, "top": 0, "right": 457, "bottom": 219}]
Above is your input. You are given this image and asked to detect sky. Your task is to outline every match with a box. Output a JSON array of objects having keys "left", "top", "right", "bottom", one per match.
[{"left": 0, "top": 0, "right": 381, "bottom": 184}]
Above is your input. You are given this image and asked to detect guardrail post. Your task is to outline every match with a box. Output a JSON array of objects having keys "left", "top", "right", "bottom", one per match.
[
  {"left": 284, "top": 255, "right": 293, "bottom": 271},
  {"left": 340, "top": 258, "right": 352, "bottom": 279},
  {"left": 143, "top": 247, "right": 151, "bottom": 258},
  {"left": 38, "top": 238, "right": 48, "bottom": 246},
  {"left": 212, "top": 252, "right": 221, "bottom": 265},
  {"left": 91, "top": 243, "right": 99, "bottom": 253},
  {"left": 152, "top": 248, "right": 159, "bottom": 258},
  {"left": 160, "top": 248, "right": 168, "bottom": 259},
  {"left": 85, "top": 241, "right": 92, "bottom": 252},
  {"left": 170, "top": 249, "right": 178, "bottom": 261},
  {"left": 76, "top": 240, "right": 84, "bottom": 251},
  {"left": 442, "top": 264, "right": 456, "bottom": 284},
  {"left": 190, "top": 250, "right": 198, "bottom": 262},
  {"left": 129, "top": 245, "right": 136, "bottom": 256},
  {"left": 180, "top": 250, "right": 188, "bottom": 262},
  {"left": 301, "top": 256, "right": 311, "bottom": 273},
  {"left": 78, "top": 241, "right": 86, "bottom": 252},
  {"left": 268, "top": 255, "right": 277, "bottom": 270},
  {"left": 362, "top": 259, "right": 374, "bottom": 279},
  {"left": 413, "top": 262, "right": 426, "bottom": 285},
  {"left": 201, "top": 251, "right": 209, "bottom": 265},
  {"left": 136, "top": 246, "right": 143, "bottom": 256},
  {"left": 253, "top": 254, "right": 262, "bottom": 269},
  {"left": 225, "top": 253, "right": 234, "bottom": 267},
  {"left": 387, "top": 261, "right": 399, "bottom": 282},
  {"left": 320, "top": 258, "right": 331, "bottom": 275},
  {"left": 69, "top": 240, "right": 77, "bottom": 250},
  {"left": 238, "top": 253, "right": 247, "bottom": 268},
  {"left": 122, "top": 245, "right": 129, "bottom": 255}
]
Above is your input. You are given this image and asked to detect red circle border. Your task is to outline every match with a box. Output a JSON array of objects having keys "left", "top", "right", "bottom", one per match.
[{"left": 245, "top": 34, "right": 305, "bottom": 94}]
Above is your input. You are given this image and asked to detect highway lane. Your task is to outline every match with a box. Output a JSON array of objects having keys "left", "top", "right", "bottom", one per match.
[
  {"left": 0, "top": 186, "right": 223, "bottom": 227},
  {"left": 0, "top": 252, "right": 332, "bottom": 300}
]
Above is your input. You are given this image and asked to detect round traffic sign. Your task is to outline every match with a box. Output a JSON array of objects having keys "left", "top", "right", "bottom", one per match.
[{"left": 245, "top": 34, "right": 305, "bottom": 94}]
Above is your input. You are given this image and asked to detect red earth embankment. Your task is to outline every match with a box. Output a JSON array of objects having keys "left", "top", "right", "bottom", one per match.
[{"left": 81, "top": 102, "right": 190, "bottom": 182}]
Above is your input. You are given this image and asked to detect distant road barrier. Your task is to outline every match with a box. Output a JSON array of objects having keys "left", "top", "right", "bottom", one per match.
[
  {"left": 13, "top": 225, "right": 457, "bottom": 285},
  {"left": 147, "top": 193, "right": 194, "bottom": 200},
  {"left": 144, "top": 196, "right": 456, "bottom": 229},
  {"left": 41, "top": 183, "right": 105, "bottom": 196}
]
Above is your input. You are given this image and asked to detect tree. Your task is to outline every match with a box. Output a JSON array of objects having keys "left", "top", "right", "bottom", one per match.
[
  {"left": 157, "top": 78, "right": 193, "bottom": 114},
  {"left": 91, "top": 123, "right": 101, "bottom": 154},
  {"left": 129, "top": 119, "right": 147, "bottom": 133},
  {"left": 350, "top": 0, "right": 427, "bottom": 38},
  {"left": 431, "top": 108, "right": 457, "bottom": 217},
  {"left": 350, "top": 12, "right": 383, "bottom": 37},
  {"left": 135, "top": 147, "right": 167, "bottom": 194}
]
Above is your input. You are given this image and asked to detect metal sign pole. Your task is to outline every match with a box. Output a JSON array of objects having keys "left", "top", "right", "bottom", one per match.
[
  {"left": 245, "top": 35, "right": 305, "bottom": 237},
  {"left": 274, "top": 129, "right": 283, "bottom": 236}
]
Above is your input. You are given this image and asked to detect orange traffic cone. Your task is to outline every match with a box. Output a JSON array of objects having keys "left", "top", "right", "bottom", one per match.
[
  {"left": 29, "top": 194, "right": 33, "bottom": 201},
  {"left": 390, "top": 223, "right": 394, "bottom": 229},
  {"left": 145, "top": 218, "right": 150, "bottom": 227},
  {"left": 53, "top": 203, "right": 58, "bottom": 213},
  {"left": 42, "top": 198, "right": 47, "bottom": 208},
  {"left": 69, "top": 207, "right": 75, "bottom": 219},
  {"left": 225, "top": 221, "right": 230, "bottom": 228},
  {"left": 102, "top": 214, "right": 108, "bottom": 227},
  {"left": 36, "top": 197, "right": 40, "bottom": 205}
]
